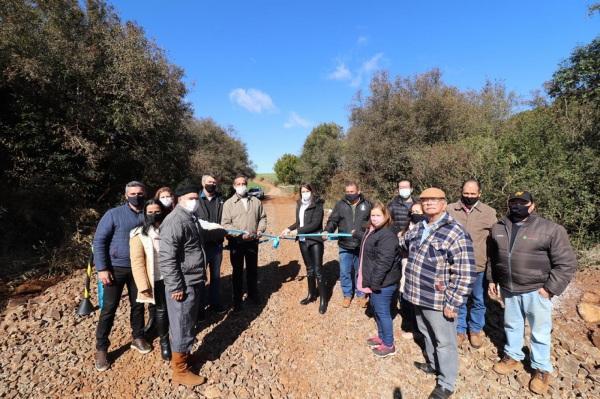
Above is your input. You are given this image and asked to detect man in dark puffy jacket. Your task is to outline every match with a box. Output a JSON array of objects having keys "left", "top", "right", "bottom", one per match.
[
  {"left": 93, "top": 181, "right": 149, "bottom": 372},
  {"left": 388, "top": 179, "right": 418, "bottom": 234},
  {"left": 488, "top": 191, "right": 577, "bottom": 396},
  {"left": 325, "top": 182, "right": 372, "bottom": 308}
]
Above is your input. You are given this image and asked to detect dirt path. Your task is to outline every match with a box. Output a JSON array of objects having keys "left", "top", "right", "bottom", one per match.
[{"left": 1, "top": 192, "right": 600, "bottom": 398}]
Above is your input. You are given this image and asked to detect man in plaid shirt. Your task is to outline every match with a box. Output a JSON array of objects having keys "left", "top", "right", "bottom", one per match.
[{"left": 403, "top": 187, "right": 476, "bottom": 399}]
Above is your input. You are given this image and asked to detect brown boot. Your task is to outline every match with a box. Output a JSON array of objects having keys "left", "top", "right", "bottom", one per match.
[
  {"left": 342, "top": 297, "right": 352, "bottom": 308},
  {"left": 356, "top": 296, "right": 369, "bottom": 308},
  {"left": 493, "top": 355, "right": 523, "bottom": 375},
  {"left": 468, "top": 331, "right": 484, "bottom": 348},
  {"left": 457, "top": 333, "right": 467, "bottom": 346},
  {"left": 529, "top": 370, "right": 551, "bottom": 395},
  {"left": 171, "top": 352, "right": 207, "bottom": 387}
]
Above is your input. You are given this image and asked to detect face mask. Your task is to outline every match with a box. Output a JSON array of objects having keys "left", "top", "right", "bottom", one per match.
[
  {"left": 235, "top": 185, "right": 247, "bottom": 196},
  {"left": 345, "top": 193, "right": 359, "bottom": 202},
  {"left": 399, "top": 188, "right": 412, "bottom": 199},
  {"left": 182, "top": 199, "right": 199, "bottom": 213},
  {"left": 461, "top": 196, "right": 478, "bottom": 206},
  {"left": 146, "top": 213, "right": 164, "bottom": 225},
  {"left": 301, "top": 192, "right": 311, "bottom": 202},
  {"left": 411, "top": 214, "right": 427, "bottom": 224},
  {"left": 508, "top": 204, "right": 530, "bottom": 222},
  {"left": 204, "top": 184, "right": 216, "bottom": 194},
  {"left": 127, "top": 195, "right": 144, "bottom": 208},
  {"left": 371, "top": 214, "right": 384, "bottom": 227},
  {"left": 159, "top": 197, "right": 173, "bottom": 208}
]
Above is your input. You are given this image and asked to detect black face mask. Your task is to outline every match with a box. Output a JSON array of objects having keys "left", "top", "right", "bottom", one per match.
[
  {"left": 411, "top": 214, "right": 427, "bottom": 224},
  {"left": 461, "top": 196, "right": 478, "bottom": 206},
  {"left": 204, "top": 184, "right": 216, "bottom": 194},
  {"left": 345, "top": 193, "right": 360, "bottom": 202},
  {"left": 146, "top": 213, "right": 164, "bottom": 225},
  {"left": 508, "top": 204, "right": 530, "bottom": 222},
  {"left": 127, "top": 195, "right": 145, "bottom": 208}
]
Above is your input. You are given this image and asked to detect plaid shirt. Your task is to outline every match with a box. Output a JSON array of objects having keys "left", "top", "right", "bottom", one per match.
[{"left": 403, "top": 212, "right": 476, "bottom": 312}]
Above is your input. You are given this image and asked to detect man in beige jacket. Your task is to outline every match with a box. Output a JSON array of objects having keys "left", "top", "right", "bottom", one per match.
[
  {"left": 221, "top": 175, "right": 267, "bottom": 311},
  {"left": 447, "top": 179, "right": 497, "bottom": 348}
]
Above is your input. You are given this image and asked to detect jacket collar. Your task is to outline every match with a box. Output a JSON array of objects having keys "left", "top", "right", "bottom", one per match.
[
  {"left": 452, "top": 200, "right": 482, "bottom": 213},
  {"left": 499, "top": 213, "right": 537, "bottom": 227}
]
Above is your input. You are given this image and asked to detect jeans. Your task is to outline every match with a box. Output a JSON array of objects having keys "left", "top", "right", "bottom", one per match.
[
  {"left": 502, "top": 288, "right": 553, "bottom": 372},
  {"left": 370, "top": 284, "right": 398, "bottom": 347},
  {"left": 457, "top": 271, "right": 486, "bottom": 334},
  {"left": 96, "top": 267, "right": 145, "bottom": 351},
  {"left": 205, "top": 244, "right": 223, "bottom": 307},
  {"left": 165, "top": 282, "right": 204, "bottom": 353},
  {"left": 339, "top": 247, "right": 364, "bottom": 298},
  {"left": 299, "top": 241, "right": 324, "bottom": 280},
  {"left": 415, "top": 306, "right": 459, "bottom": 392},
  {"left": 230, "top": 240, "right": 259, "bottom": 305}
]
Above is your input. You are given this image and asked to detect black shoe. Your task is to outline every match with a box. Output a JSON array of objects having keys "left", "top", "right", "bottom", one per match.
[
  {"left": 95, "top": 350, "right": 110, "bottom": 372},
  {"left": 414, "top": 361, "right": 436, "bottom": 375},
  {"left": 428, "top": 385, "right": 453, "bottom": 399},
  {"left": 233, "top": 302, "right": 243, "bottom": 312},
  {"left": 208, "top": 304, "right": 227, "bottom": 314},
  {"left": 247, "top": 295, "right": 262, "bottom": 305},
  {"left": 130, "top": 338, "right": 152, "bottom": 354},
  {"left": 159, "top": 335, "right": 171, "bottom": 361}
]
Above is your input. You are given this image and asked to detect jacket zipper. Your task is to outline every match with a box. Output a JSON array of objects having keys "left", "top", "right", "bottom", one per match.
[{"left": 505, "top": 223, "right": 513, "bottom": 292}]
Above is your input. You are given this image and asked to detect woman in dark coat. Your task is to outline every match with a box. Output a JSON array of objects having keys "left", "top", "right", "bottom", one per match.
[
  {"left": 356, "top": 201, "right": 402, "bottom": 357},
  {"left": 281, "top": 183, "right": 328, "bottom": 314}
]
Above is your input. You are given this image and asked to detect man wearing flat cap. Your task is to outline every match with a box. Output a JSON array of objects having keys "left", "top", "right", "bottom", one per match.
[
  {"left": 488, "top": 191, "right": 576, "bottom": 395},
  {"left": 159, "top": 182, "right": 226, "bottom": 387},
  {"left": 403, "top": 187, "right": 476, "bottom": 399}
]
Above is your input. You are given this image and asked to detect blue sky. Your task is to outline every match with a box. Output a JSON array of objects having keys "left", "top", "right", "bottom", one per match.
[{"left": 110, "top": 1, "right": 598, "bottom": 173}]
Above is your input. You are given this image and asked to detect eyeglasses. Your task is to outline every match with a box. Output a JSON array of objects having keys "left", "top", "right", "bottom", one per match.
[{"left": 421, "top": 198, "right": 445, "bottom": 204}]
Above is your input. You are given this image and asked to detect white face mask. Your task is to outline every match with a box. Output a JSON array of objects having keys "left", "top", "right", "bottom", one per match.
[
  {"left": 399, "top": 188, "right": 412, "bottom": 199},
  {"left": 159, "top": 197, "right": 173, "bottom": 208},
  {"left": 301, "top": 192, "right": 311, "bottom": 202},
  {"left": 181, "top": 199, "right": 199, "bottom": 213},
  {"left": 235, "top": 185, "right": 247, "bottom": 196}
]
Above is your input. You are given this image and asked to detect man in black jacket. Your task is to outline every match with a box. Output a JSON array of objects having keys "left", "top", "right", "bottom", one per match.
[
  {"left": 488, "top": 191, "right": 577, "bottom": 395},
  {"left": 325, "top": 182, "right": 372, "bottom": 308},
  {"left": 195, "top": 174, "right": 226, "bottom": 313},
  {"left": 388, "top": 179, "right": 418, "bottom": 235}
]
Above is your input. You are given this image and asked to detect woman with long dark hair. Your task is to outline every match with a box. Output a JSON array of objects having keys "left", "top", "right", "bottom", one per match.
[
  {"left": 356, "top": 201, "right": 402, "bottom": 357},
  {"left": 130, "top": 199, "right": 171, "bottom": 360},
  {"left": 281, "top": 183, "right": 328, "bottom": 314}
]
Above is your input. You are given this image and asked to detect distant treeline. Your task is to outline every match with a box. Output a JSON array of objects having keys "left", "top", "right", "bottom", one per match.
[{"left": 275, "top": 38, "right": 599, "bottom": 248}]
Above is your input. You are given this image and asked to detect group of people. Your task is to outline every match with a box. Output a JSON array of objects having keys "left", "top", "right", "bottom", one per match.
[
  {"left": 93, "top": 175, "right": 265, "bottom": 386},
  {"left": 92, "top": 174, "right": 577, "bottom": 398}
]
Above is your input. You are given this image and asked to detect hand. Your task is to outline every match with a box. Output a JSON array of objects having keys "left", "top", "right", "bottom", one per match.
[
  {"left": 242, "top": 233, "right": 252, "bottom": 241},
  {"left": 538, "top": 287, "right": 552, "bottom": 299},
  {"left": 171, "top": 291, "right": 185, "bottom": 301},
  {"left": 321, "top": 232, "right": 329, "bottom": 240},
  {"left": 443, "top": 305, "right": 457, "bottom": 320},
  {"left": 488, "top": 282, "right": 498, "bottom": 297},
  {"left": 141, "top": 288, "right": 152, "bottom": 295},
  {"left": 98, "top": 271, "right": 113, "bottom": 286},
  {"left": 280, "top": 228, "right": 291, "bottom": 237},
  {"left": 256, "top": 231, "right": 263, "bottom": 238}
]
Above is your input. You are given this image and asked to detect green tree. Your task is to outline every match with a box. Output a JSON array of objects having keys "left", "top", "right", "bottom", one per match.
[
  {"left": 298, "top": 123, "right": 344, "bottom": 194},
  {"left": 274, "top": 153, "right": 300, "bottom": 185}
]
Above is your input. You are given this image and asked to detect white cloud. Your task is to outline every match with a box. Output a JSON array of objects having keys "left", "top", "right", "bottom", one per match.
[
  {"left": 357, "top": 35, "right": 368, "bottom": 46},
  {"left": 327, "top": 62, "right": 352, "bottom": 81},
  {"left": 327, "top": 53, "right": 385, "bottom": 88},
  {"left": 284, "top": 112, "right": 312, "bottom": 129},
  {"left": 229, "top": 88, "right": 276, "bottom": 113}
]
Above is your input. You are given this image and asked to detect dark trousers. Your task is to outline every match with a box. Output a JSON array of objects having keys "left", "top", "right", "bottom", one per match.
[
  {"left": 299, "top": 241, "right": 324, "bottom": 280},
  {"left": 153, "top": 280, "right": 169, "bottom": 338},
  {"left": 166, "top": 283, "right": 204, "bottom": 353},
  {"left": 96, "top": 267, "right": 145, "bottom": 351},
  {"left": 205, "top": 244, "right": 224, "bottom": 306},
  {"left": 229, "top": 240, "right": 259, "bottom": 305}
]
